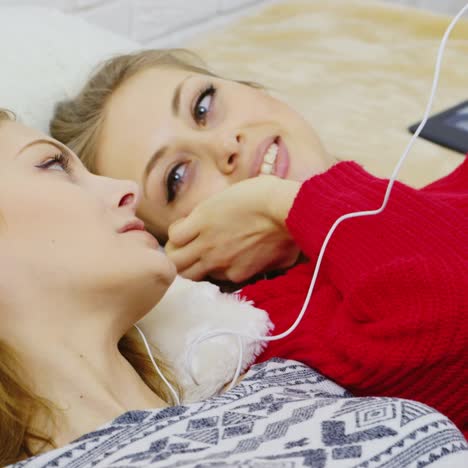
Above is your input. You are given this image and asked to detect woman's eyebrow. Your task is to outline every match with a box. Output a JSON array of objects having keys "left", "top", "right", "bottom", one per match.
[
  {"left": 142, "top": 75, "right": 194, "bottom": 196},
  {"left": 143, "top": 145, "right": 169, "bottom": 197},
  {"left": 172, "top": 74, "right": 193, "bottom": 116},
  {"left": 15, "top": 138, "right": 71, "bottom": 158}
]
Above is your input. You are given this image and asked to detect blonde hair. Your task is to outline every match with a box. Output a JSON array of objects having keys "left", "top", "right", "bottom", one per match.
[
  {"left": 0, "top": 330, "right": 178, "bottom": 465},
  {"left": 50, "top": 48, "right": 260, "bottom": 173},
  {"left": 0, "top": 108, "right": 15, "bottom": 123},
  {"left": 0, "top": 107, "right": 179, "bottom": 464}
]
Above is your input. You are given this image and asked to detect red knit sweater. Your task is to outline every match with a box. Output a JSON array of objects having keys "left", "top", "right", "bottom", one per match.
[{"left": 240, "top": 159, "right": 468, "bottom": 437}]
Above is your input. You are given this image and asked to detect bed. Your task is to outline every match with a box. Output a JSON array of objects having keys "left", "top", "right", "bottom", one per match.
[{"left": 0, "top": 1, "right": 467, "bottom": 466}]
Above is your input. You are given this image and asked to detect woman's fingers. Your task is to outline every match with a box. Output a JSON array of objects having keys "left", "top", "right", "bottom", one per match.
[
  {"left": 167, "top": 216, "right": 199, "bottom": 247},
  {"left": 165, "top": 239, "right": 202, "bottom": 272},
  {"left": 177, "top": 260, "right": 209, "bottom": 281}
]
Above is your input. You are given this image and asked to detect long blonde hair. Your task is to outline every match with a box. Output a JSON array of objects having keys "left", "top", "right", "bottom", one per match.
[
  {"left": 50, "top": 48, "right": 260, "bottom": 174},
  {"left": 0, "top": 109, "right": 179, "bottom": 464},
  {"left": 0, "top": 332, "right": 178, "bottom": 465},
  {"left": 0, "top": 108, "right": 15, "bottom": 124}
]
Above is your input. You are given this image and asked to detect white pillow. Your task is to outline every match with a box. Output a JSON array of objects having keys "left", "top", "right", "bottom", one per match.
[{"left": 0, "top": 7, "right": 139, "bottom": 133}]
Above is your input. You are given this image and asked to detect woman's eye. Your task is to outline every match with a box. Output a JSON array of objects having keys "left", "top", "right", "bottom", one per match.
[
  {"left": 193, "top": 85, "right": 216, "bottom": 126},
  {"left": 166, "top": 162, "right": 188, "bottom": 203},
  {"left": 37, "top": 153, "right": 72, "bottom": 174},
  {"left": 47, "top": 161, "right": 65, "bottom": 171}
]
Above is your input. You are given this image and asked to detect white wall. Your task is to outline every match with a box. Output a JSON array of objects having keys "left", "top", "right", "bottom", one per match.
[
  {"left": 0, "top": 1, "right": 465, "bottom": 47},
  {"left": 0, "top": 0, "right": 274, "bottom": 46}
]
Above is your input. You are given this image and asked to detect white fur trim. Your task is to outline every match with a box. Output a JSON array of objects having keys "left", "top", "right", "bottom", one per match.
[{"left": 138, "top": 276, "right": 273, "bottom": 403}]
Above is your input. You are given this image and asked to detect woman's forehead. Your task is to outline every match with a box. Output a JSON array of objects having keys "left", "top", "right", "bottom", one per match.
[
  {"left": 0, "top": 121, "right": 45, "bottom": 160},
  {"left": 113, "top": 67, "right": 193, "bottom": 105},
  {"left": 98, "top": 68, "right": 196, "bottom": 175}
]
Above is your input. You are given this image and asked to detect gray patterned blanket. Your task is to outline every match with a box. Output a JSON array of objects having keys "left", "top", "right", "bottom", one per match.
[{"left": 12, "top": 359, "right": 467, "bottom": 467}]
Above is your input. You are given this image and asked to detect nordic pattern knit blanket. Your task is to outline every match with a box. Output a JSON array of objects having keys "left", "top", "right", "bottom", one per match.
[
  {"left": 11, "top": 360, "right": 468, "bottom": 467},
  {"left": 190, "top": 0, "right": 468, "bottom": 188}
]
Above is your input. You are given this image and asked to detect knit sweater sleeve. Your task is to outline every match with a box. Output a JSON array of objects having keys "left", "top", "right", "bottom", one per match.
[
  {"left": 421, "top": 155, "right": 468, "bottom": 195},
  {"left": 242, "top": 250, "right": 468, "bottom": 436},
  {"left": 285, "top": 160, "right": 467, "bottom": 293},
  {"left": 241, "top": 160, "right": 468, "bottom": 435}
]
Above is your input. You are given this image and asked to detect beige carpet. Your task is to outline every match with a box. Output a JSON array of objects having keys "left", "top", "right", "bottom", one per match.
[{"left": 190, "top": 0, "right": 468, "bottom": 187}]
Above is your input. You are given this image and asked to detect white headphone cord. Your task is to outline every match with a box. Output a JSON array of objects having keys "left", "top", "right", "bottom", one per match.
[
  {"left": 134, "top": 324, "right": 181, "bottom": 406},
  {"left": 184, "top": 3, "right": 468, "bottom": 391}
]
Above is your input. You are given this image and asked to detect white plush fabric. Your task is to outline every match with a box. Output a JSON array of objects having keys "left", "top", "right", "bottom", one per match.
[
  {"left": 0, "top": 7, "right": 138, "bottom": 133},
  {"left": 138, "top": 275, "right": 273, "bottom": 403}
]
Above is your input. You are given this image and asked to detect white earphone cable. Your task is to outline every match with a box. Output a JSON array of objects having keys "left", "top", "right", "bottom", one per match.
[
  {"left": 184, "top": 3, "right": 468, "bottom": 392},
  {"left": 134, "top": 324, "right": 181, "bottom": 406}
]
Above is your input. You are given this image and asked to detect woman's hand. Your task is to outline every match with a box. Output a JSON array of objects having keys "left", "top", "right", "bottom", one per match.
[{"left": 165, "top": 176, "right": 302, "bottom": 283}]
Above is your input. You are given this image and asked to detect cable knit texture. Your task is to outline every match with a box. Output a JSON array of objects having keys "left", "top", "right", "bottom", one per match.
[{"left": 240, "top": 159, "right": 468, "bottom": 438}]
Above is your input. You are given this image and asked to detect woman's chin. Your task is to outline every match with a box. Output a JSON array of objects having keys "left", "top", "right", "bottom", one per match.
[
  {"left": 130, "top": 263, "right": 177, "bottom": 318},
  {"left": 150, "top": 251, "right": 178, "bottom": 288},
  {"left": 121, "top": 249, "right": 177, "bottom": 303}
]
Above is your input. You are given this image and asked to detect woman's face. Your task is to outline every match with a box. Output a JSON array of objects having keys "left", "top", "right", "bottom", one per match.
[
  {"left": 97, "top": 67, "right": 333, "bottom": 241},
  {"left": 0, "top": 120, "right": 175, "bottom": 309}
]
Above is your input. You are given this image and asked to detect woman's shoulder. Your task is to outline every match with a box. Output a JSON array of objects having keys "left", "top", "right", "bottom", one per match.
[{"left": 422, "top": 156, "right": 468, "bottom": 194}]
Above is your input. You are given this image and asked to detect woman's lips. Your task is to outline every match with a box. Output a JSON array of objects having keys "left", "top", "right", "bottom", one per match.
[
  {"left": 118, "top": 219, "right": 159, "bottom": 248},
  {"left": 274, "top": 137, "right": 290, "bottom": 178},
  {"left": 250, "top": 135, "right": 290, "bottom": 178},
  {"left": 250, "top": 136, "right": 276, "bottom": 177},
  {"left": 119, "top": 219, "right": 146, "bottom": 234}
]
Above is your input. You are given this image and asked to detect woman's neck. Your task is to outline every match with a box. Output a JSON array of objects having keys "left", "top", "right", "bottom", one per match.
[
  {"left": 9, "top": 297, "right": 168, "bottom": 449},
  {"left": 52, "top": 344, "right": 166, "bottom": 446}
]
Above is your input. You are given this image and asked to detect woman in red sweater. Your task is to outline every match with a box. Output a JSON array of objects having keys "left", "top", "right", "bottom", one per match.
[
  {"left": 50, "top": 49, "right": 467, "bottom": 437},
  {"left": 239, "top": 159, "right": 468, "bottom": 439}
]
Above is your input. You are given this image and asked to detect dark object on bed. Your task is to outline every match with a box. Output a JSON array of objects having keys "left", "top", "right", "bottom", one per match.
[{"left": 409, "top": 100, "right": 468, "bottom": 154}]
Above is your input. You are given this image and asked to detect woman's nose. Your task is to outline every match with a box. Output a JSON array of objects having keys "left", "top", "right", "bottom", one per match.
[
  {"left": 92, "top": 174, "right": 141, "bottom": 212},
  {"left": 214, "top": 132, "right": 243, "bottom": 175},
  {"left": 116, "top": 180, "right": 141, "bottom": 212}
]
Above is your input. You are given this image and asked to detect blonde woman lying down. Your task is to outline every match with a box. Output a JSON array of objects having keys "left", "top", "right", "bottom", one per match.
[
  {"left": 50, "top": 49, "right": 468, "bottom": 439},
  {"left": 0, "top": 110, "right": 466, "bottom": 466}
]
